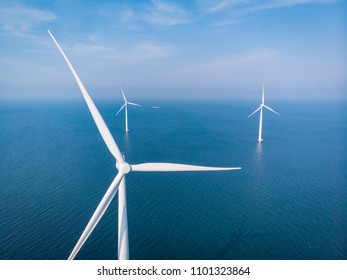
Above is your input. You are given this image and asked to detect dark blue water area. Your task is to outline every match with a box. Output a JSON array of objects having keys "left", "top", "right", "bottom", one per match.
[{"left": 0, "top": 99, "right": 346, "bottom": 260}]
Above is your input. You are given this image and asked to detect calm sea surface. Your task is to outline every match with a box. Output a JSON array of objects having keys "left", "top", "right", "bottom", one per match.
[{"left": 0, "top": 99, "right": 346, "bottom": 259}]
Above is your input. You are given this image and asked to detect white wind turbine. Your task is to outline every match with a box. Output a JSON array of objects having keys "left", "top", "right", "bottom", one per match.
[
  {"left": 248, "top": 85, "right": 279, "bottom": 143},
  {"left": 48, "top": 30, "right": 241, "bottom": 260},
  {"left": 116, "top": 87, "right": 141, "bottom": 133}
]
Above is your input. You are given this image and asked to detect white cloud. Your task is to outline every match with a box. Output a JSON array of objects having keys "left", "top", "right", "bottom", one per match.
[
  {"left": 116, "top": 1, "right": 192, "bottom": 30},
  {"left": 142, "top": 0, "right": 191, "bottom": 27},
  {"left": 121, "top": 8, "right": 134, "bottom": 22},
  {"left": 66, "top": 43, "right": 115, "bottom": 57},
  {"left": 197, "top": 0, "right": 341, "bottom": 27},
  {"left": 0, "top": 6, "right": 56, "bottom": 39},
  {"left": 60, "top": 41, "right": 173, "bottom": 64},
  {"left": 190, "top": 49, "right": 279, "bottom": 68},
  {"left": 0, "top": 39, "right": 173, "bottom": 90},
  {"left": 232, "top": 49, "right": 280, "bottom": 63},
  {"left": 131, "top": 43, "right": 173, "bottom": 60},
  {"left": 198, "top": 0, "right": 250, "bottom": 14},
  {"left": 198, "top": 0, "right": 340, "bottom": 22},
  {"left": 235, "top": 0, "right": 340, "bottom": 15},
  {"left": 169, "top": 49, "right": 280, "bottom": 88}
]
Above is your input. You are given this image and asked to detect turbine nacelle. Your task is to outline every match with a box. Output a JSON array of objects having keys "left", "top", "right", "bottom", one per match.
[{"left": 116, "top": 162, "right": 131, "bottom": 174}]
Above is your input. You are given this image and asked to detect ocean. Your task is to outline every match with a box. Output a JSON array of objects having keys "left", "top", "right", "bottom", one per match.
[{"left": 0, "top": 99, "right": 346, "bottom": 260}]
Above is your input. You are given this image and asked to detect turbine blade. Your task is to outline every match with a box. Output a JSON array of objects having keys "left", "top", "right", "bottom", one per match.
[
  {"left": 120, "top": 86, "right": 127, "bottom": 103},
  {"left": 262, "top": 85, "right": 265, "bottom": 105},
  {"left": 131, "top": 163, "right": 241, "bottom": 172},
  {"left": 48, "top": 30, "right": 124, "bottom": 164},
  {"left": 127, "top": 102, "right": 142, "bottom": 107},
  {"left": 116, "top": 103, "right": 126, "bottom": 116},
  {"left": 264, "top": 105, "right": 279, "bottom": 115},
  {"left": 68, "top": 172, "right": 124, "bottom": 260},
  {"left": 248, "top": 107, "right": 261, "bottom": 118}
]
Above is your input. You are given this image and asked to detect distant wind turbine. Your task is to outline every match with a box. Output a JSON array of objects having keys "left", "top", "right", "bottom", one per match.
[
  {"left": 116, "top": 87, "right": 141, "bottom": 133},
  {"left": 248, "top": 85, "right": 279, "bottom": 143},
  {"left": 48, "top": 30, "right": 241, "bottom": 260}
]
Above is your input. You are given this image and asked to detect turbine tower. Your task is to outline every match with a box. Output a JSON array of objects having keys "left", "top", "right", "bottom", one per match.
[
  {"left": 116, "top": 87, "right": 141, "bottom": 133},
  {"left": 248, "top": 85, "right": 279, "bottom": 143},
  {"left": 48, "top": 30, "right": 241, "bottom": 260}
]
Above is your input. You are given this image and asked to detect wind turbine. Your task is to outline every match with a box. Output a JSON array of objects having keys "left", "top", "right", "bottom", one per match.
[
  {"left": 116, "top": 87, "right": 141, "bottom": 133},
  {"left": 248, "top": 85, "right": 279, "bottom": 143},
  {"left": 48, "top": 30, "right": 241, "bottom": 260}
]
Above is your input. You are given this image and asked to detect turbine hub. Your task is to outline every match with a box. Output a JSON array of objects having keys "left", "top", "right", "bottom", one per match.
[{"left": 116, "top": 162, "right": 131, "bottom": 174}]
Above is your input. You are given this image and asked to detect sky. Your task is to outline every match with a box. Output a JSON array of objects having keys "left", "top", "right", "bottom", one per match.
[{"left": 0, "top": 0, "right": 346, "bottom": 100}]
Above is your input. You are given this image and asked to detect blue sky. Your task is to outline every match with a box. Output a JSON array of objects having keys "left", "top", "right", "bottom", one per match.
[{"left": 0, "top": 0, "right": 346, "bottom": 100}]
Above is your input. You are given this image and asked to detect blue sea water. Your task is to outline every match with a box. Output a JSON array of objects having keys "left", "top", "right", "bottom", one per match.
[{"left": 0, "top": 99, "right": 346, "bottom": 260}]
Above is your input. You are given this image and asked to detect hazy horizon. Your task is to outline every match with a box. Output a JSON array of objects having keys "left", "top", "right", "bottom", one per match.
[{"left": 1, "top": 85, "right": 345, "bottom": 102}]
